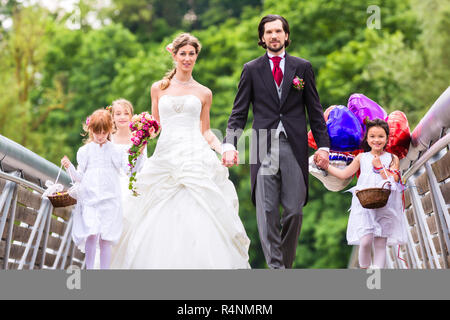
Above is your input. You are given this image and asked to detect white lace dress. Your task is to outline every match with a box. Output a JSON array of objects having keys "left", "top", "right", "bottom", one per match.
[
  {"left": 346, "top": 152, "right": 408, "bottom": 246},
  {"left": 110, "top": 95, "right": 251, "bottom": 269}
]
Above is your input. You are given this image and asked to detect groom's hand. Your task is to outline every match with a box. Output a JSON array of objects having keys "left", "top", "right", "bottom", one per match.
[
  {"left": 314, "top": 149, "right": 329, "bottom": 170},
  {"left": 222, "top": 150, "right": 239, "bottom": 167}
]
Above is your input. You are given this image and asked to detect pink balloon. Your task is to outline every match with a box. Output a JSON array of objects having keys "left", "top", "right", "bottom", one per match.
[{"left": 348, "top": 94, "right": 388, "bottom": 129}]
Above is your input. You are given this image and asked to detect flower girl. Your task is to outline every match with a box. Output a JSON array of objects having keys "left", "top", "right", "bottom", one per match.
[
  {"left": 61, "top": 109, "right": 143, "bottom": 269},
  {"left": 109, "top": 99, "right": 147, "bottom": 200},
  {"left": 326, "top": 118, "right": 407, "bottom": 268}
]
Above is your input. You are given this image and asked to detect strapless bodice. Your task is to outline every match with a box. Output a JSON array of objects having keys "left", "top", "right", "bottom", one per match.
[{"left": 158, "top": 95, "right": 202, "bottom": 132}]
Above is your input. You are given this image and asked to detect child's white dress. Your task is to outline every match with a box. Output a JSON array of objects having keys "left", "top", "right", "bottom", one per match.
[
  {"left": 347, "top": 152, "right": 408, "bottom": 246},
  {"left": 68, "top": 141, "right": 141, "bottom": 250}
]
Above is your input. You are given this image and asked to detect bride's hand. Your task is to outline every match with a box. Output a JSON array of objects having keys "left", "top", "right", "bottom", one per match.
[{"left": 222, "top": 150, "right": 238, "bottom": 167}]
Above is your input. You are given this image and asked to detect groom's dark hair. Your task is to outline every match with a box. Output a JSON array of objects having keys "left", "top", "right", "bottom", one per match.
[{"left": 258, "top": 15, "right": 291, "bottom": 49}]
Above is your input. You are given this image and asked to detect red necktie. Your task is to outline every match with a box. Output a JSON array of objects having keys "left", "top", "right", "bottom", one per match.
[{"left": 270, "top": 56, "right": 283, "bottom": 87}]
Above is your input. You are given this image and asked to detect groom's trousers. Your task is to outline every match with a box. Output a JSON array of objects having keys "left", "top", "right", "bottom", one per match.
[{"left": 255, "top": 132, "right": 307, "bottom": 269}]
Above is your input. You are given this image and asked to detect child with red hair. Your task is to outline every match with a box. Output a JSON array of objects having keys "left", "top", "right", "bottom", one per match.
[{"left": 61, "top": 109, "right": 143, "bottom": 269}]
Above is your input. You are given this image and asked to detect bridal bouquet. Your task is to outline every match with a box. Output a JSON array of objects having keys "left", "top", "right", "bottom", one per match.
[{"left": 128, "top": 112, "right": 161, "bottom": 196}]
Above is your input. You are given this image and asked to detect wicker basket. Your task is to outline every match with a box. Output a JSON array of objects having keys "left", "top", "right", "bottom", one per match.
[
  {"left": 44, "top": 164, "right": 77, "bottom": 208},
  {"left": 356, "top": 181, "right": 391, "bottom": 209},
  {"left": 47, "top": 191, "right": 77, "bottom": 208}
]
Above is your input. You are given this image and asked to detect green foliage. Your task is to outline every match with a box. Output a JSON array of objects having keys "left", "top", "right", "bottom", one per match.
[
  {"left": 109, "top": 43, "right": 173, "bottom": 113},
  {"left": 1, "top": 0, "right": 449, "bottom": 268}
]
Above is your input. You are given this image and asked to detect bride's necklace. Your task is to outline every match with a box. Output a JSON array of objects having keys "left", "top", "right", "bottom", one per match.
[
  {"left": 173, "top": 98, "right": 184, "bottom": 113},
  {"left": 172, "top": 76, "right": 193, "bottom": 86}
]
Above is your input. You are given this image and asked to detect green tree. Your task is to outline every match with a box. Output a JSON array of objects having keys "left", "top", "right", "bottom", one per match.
[
  {"left": 109, "top": 43, "right": 173, "bottom": 113},
  {"left": 0, "top": 5, "right": 71, "bottom": 163},
  {"left": 109, "top": 0, "right": 190, "bottom": 42},
  {"left": 262, "top": 0, "right": 420, "bottom": 68},
  {"left": 191, "top": 0, "right": 262, "bottom": 29},
  {"left": 64, "top": 24, "right": 141, "bottom": 150}
]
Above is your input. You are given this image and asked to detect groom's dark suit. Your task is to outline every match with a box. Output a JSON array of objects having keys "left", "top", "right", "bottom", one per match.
[{"left": 224, "top": 52, "right": 330, "bottom": 268}]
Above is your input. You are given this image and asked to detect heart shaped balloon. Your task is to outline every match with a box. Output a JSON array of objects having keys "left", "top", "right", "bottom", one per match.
[
  {"left": 324, "top": 105, "right": 337, "bottom": 121},
  {"left": 308, "top": 105, "right": 337, "bottom": 150},
  {"left": 308, "top": 130, "right": 318, "bottom": 149},
  {"left": 327, "top": 105, "right": 364, "bottom": 151},
  {"left": 348, "top": 94, "right": 388, "bottom": 130},
  {"left": 386, "top": 111, "right": 411, "bottom": 159}
]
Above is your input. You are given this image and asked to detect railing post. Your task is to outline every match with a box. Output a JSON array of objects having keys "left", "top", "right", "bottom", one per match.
[
  {"left": 38, "top": 205, "right": 53, "bottom": 269},
  {"left": 60, "top": 231, "right": 73, "bottom": 269},
  {"left": 0, "top": 171, "right": 20, "bottom": 270},
  {"left": 401, "top": 209, "right": 420, "bottom": 269},
  {"left": 51, "top": 217, "right": 73, "bottom": 270},
  {"left": 0, "top": 172, "right": 20, "bottom": 240},
  {"left": 404, "top": 245, "right": 414, "bottom": 269},
  {"left": 18, "top": 199, "right": 51, "bottom": 269},
  {"left": 408, "top": 179, "right": 438, "bottom": 268},
  {"left": 4, "top": 184, "right": 18, "bottom": 270},
  {"left": 425, "top": 162, "right": 450, "bottom": 268},
  {"left": 28, "top": 202, "right": 52, "bottom": 269}
]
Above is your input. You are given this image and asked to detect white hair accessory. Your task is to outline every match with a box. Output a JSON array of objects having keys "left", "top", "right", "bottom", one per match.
[{"left": 166, "top": 43, "right": 174, "bottom": 54}]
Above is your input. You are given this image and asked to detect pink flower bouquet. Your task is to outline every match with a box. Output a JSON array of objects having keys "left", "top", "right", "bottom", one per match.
[{"left": 128, "top": 112, "right": 161, "bottom": 196}]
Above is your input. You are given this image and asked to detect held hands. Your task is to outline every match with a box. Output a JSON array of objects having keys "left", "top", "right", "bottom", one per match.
[
  {"left": 61, "top": 156, "right": 72, "bottom": 170},
  {"left": 222, "top": 150, "right": 239, "bottom": 167},
  {"left": 313, "top": 149, "right": 329, "bottom": 170}
]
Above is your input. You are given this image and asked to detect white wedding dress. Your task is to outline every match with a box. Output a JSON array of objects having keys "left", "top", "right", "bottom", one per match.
[{"left": 110, "top": 94, "right": 251, "bottom": 269}]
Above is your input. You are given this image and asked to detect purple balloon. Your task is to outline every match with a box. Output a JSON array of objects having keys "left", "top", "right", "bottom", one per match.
[
  {"left": 327, "top": 105, "right": 364, "bottom": 152},
  {"left": 347, "top": 94, "right": 388, "bottom": 128}
]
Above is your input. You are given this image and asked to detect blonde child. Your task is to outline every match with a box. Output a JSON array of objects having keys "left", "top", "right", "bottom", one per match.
[
  {"left": 110, "top": 98, "right": 134, "bottom": 145},
  {"left": 61, "top": 109, "right": 143, "bottom": 269},
  {"left": 109, "top": 99, "right": 147, "bottom": 199},
  {"left": 326, "top": 118, "right": 407, "bottom": 269}
]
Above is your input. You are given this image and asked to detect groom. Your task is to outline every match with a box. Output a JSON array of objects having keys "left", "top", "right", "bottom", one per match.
[{"left": 222, "top": 15, "right": 330, "bottom": 269}]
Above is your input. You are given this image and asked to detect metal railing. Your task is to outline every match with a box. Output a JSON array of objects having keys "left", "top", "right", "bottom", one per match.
[
  {"left": 389, "top": 133, "right": 449, "bottom": 269},
  {"left": 0, "top": 135, "right": 83, "bottom": 270}
]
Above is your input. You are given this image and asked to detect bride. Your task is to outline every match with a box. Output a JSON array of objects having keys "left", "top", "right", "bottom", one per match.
[{"left": 110, "top": 33, "right": 251, "bottom": 269}]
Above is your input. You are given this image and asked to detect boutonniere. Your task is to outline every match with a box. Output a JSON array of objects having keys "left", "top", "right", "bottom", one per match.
[{"left": 293, "top": 76, "right": 305, "bottom": 90}]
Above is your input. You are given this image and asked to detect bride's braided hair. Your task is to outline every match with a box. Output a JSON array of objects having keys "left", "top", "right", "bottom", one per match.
[{"left": 160, "top": 33, "right": 202, "bottom": 90}]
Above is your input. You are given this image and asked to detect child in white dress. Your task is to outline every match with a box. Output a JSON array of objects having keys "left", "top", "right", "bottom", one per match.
[
  {"left": 109, "top": 99, "right": 147, "bottom": 202},
  {"left": 326, "top": 118, "right": 407, "bottom": 268},
  {"left": 61, "top": 109, "right": 143, "bottom": 269}
]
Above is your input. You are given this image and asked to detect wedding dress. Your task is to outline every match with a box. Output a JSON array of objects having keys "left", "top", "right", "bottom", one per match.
[{"left": 110, "top": 94, "right": 251, "bottom": 269}]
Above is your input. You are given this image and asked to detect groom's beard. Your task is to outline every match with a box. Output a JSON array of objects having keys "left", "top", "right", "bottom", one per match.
[{"left": 267, "top": 42, "right": 284, "bottom": 53}]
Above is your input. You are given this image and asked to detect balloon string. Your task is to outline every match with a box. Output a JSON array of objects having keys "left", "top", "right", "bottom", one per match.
[{"left": 398, "top": 245, "right": 409, "bottom": 269}]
